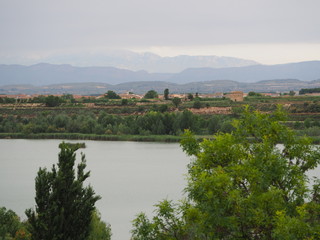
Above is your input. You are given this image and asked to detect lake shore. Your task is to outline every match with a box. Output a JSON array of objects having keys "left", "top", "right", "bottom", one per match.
[{"left": 0, "top": 132, "right": 182, "bottom": 142}]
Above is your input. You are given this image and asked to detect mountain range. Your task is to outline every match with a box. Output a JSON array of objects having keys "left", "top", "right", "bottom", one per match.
[
  {"left": 1, "top": 60, "right": 320, "bottom": 94},
  {"left": 40, "top": 50, "right": 259, "bottom": 73},
  {"left": 1, "top": 61, "right": 320, "bottom": 87}
]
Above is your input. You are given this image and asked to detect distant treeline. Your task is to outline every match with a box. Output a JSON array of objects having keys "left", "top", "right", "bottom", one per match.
[
  {"left": 0, "top": 110, "right": 234, "bottom": 137},
  {"left": 299, "top": 88, "right": 320, "bottom": 95}
]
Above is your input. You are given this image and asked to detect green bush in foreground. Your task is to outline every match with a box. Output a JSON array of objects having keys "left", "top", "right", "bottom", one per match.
[{"left": 131, "top": 106, "right": 320, "bottom": 239}]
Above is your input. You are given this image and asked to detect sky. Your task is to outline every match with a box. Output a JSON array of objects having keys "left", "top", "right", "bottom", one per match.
[{"left": 1, "top": 0, "right": 320, "bottom": 65}]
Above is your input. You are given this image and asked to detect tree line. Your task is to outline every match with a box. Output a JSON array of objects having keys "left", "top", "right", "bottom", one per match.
[{"left": 0, "top": 110, "right": 234, "bottom": 136}]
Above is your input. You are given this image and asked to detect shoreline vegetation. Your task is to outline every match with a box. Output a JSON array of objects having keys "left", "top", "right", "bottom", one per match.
[
  {"left": 2, "top": 132, "right": 320, "bottom": 144},
  {"left": 0, "top": 132, "right": 182, "bottom": 142},
  {"left": 3, "top": 90, "right": 320, "bottom": 143}
]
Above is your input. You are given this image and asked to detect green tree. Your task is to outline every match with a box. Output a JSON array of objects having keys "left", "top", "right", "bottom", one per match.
[
  {"left": 45, "top": 95, "right": 62, "bottom": 107},
  {"left": 187, "top": 93, "right": 194, "bottom": 101},
  {"left": 144, "top": 90, "right": 158, "bottom": 99},
  {"left": 289, "top": 90, "right": 296, "bottom": 96},
  {"left": 0, "top": 207, "right": 30, "bottom": 240},
  {"left": 26, "top": 142, "right": 101, "bottom": 240},
  {"left": 247, "top": 91, "right": 262, "bottom": 97},
  {"left": 131, "top": 200, "right": 189, "bottom": 240},
  {"left": 105, "top": 90, "right": 121, "bottom": 99},
  {"left": 172, "top": 97, "right": 181, "bottom": 108},
  {"left": 121, "top": 99, "right": 128, "bottom": 105},
  {"left": 132, "top": 106, "right": 320, "bottom": 239},
  {"left": 164, "top": 88, "right": 169, "bottom": 100},
  {"left": 88, "top": 210, "right": 112, "bottom": 240},
  {"left": 192, "top": 100, "right": 202, "bottom": 109}
]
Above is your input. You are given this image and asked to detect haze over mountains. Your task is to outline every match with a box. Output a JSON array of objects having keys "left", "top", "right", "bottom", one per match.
[
  {"left": 41, "top": 50, "right": 260, "bottom": 73},
  {"left": 0, "top": 52, "right": 320, "bottom": 94}
]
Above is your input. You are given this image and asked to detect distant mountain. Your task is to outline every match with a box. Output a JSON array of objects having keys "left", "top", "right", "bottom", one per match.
[
  {"left": 0, "top": 63, "right": 173, "bottom": 86},
  {"left": 168, "top": 61, "right": 320, "bottom": 83},
  {"left": 1, "top": 61, "right": 320, "bottom": 87},
  {"left": 2, "top": 79, "right": 320, "bottom": 95},
  {"left": 42, "top": 50, "right": 259, "bottom": 73}
]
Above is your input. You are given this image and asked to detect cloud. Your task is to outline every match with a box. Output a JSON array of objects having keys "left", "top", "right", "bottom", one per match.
[{"left": 1, "top": 0, "right": 319, "bottom": 64}]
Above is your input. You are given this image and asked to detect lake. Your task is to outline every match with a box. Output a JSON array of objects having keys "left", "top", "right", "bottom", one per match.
[
  {"left": 0, "top": 139, "right": 190, "bottom": 240},
  {"left": 1, "top": 139, "right": 319, "bottom": 240}
]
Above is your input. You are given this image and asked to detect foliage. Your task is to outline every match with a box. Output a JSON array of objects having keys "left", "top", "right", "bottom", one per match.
[
  {"left": 172, "top": 97, "right": 182, "bottom": 108},
  {"left": 192, "top": 100, "right": 202, "bottom": 109},
  {"left": 131, "top": 200, "right": 189, "bottom": 240},
  {"left": 144, "top": 90, "right": 158, "bottom": 99},
  {"left": 121, "top": 99, "right": 128, "bottom": 105},
  {"left": 187, "top": 93, "right": 194, "bottom": 101},
  {"left": 131, "top": 106, "right": 320, "bottom": 239},
  {"left": 104, "top": 90, "right": 121, "bottom": 99},
  {"left": 45, "top": 95, "right": 63, "bottom": 107},
  {"left": 164, "top": 88, "right": 169, "bottom": 100},
  {"left": 88, "top": 210, "right": 112, "bottom": 240},
  {"left": 289, "top": 90, "right": 295, "bottom": 96},
  {"left": 0, "top": 110, "right": 233, "bottom": 137},
  {"left": 299, "top": 87, "right": 320, "bottom": 95},
  {"left": 0, "top": 97, "right": 16, "bottom": 104},
  {"left": 25, "top": 142, "right": 101, "bottom": 240},
  {"left": 247, "top": 91, "right": 262, "bottom": 97},
  {"left": 0, "top": 207, "right": 30, "bottom": 240}
]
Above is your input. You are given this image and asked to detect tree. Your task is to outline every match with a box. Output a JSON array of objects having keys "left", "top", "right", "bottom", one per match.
[
  {"left": 26, "top": 142, "right": 101, "bottom": 240},
  {"left": 132, "top": 106, "right": 320, "bottom": 239},
  {"left": 88, "top": 210, "right": 112, "bottom": 240},
  {"left": 105, "top": 90, "right": 121, "bottom": 99},
  {"left": 164, "top": 88, "right": 169, "bottom": 100},
  {"left": 144, "top": 90, "right": 158, "bottom": 99},
  {"left": 187, "top": 93, "right": 194, "bottom": 101},
  {"left": 0, "top": 207, "right": 30, "bottom": 240},
  {"left": 45, "top": 95, "right": 62, "bottom": 107},
  {"left": 192, "top": 100, "right": 202, "bottom": 109},
  {"left": 289, "top": 90, "right": 296, "bottom": 96},
  {"left": 247, "top": 91, "right": 262, "bottom": 97},
  {"left": 172, "top": 97, "right": 181, "bottom": 108},
  {"left": 121, "top": 99, "right": 128, "bottom": 105}
]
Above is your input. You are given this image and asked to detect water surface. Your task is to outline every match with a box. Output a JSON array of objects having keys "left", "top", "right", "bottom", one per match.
[{"left": 0, "top": 139, "right": 189, "bottom": 240}]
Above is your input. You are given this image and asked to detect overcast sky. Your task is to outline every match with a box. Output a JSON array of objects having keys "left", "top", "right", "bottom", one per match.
[{"left": 1, "top": 0, "right": 320, "bottom": 65}]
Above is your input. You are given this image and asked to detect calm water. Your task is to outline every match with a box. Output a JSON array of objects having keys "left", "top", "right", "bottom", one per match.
[
  {"left": 1, "top": 140, "right": 319, "bottom": 240},
  {"left": 0, "top": 139, "right": 189, "bottom": 240}
]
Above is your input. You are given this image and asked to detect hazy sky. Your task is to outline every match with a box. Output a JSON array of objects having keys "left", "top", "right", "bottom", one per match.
[{"left": 1, "top": 0, "right": 320, "bottom": 65}]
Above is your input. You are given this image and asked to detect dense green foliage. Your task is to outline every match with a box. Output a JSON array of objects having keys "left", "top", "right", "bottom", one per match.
[
  {"left": 131, "top": 106, "right": 320, "bottom": 239},
  {"left": 25, "top": 143, "right": 101, "bottom": 240},
  {"left": 144, "top": 90, "right": 159, "bottom": 99},
  {"left": 164, "top": 88, "right": 169, "bottom": 100},
  {"left": 247, "top": 91, "right": 262, "bottom": 97},
  {"left": 0, "top": 110, "right": 233, "bottom": 136},
  {"left": 44, "top": 95, "right": 63, "bottom": 107},
  {"left": 88, "top": 210, "right": 112, "bottom": 240},
  {"left": 299, "top": 88, "right": 320, "bottom": 95},
  {"left": 172, "top": 97, "right": 182, "bottom": 108},
  {"left": 104, "top": 90, "right": 121, "bottom": 99},
  {"left": 0, "top": 207, "right": 30, "bottom": 240}
]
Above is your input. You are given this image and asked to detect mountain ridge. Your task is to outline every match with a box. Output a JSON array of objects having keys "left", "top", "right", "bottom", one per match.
[
  {"left": 1, "top": 61, "right": 320, "bottom": 86},
  {"left": 40, "top": 50, "right": 259, "bottom": 73}
]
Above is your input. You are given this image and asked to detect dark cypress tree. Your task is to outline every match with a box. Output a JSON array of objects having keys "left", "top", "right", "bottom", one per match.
[
  {"left": 164, "top": 88, "right": 169, "bottom": 100},
  {"left": 26, "top": 143, "right": 101, "bottom": 240}
]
